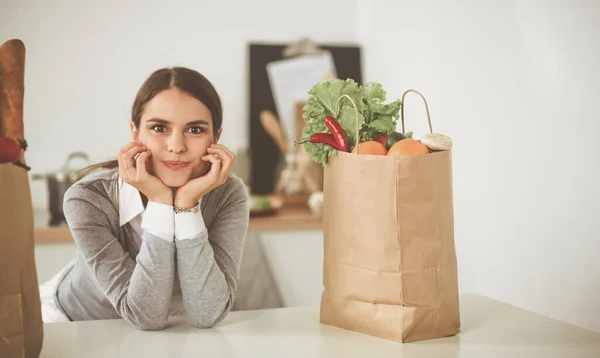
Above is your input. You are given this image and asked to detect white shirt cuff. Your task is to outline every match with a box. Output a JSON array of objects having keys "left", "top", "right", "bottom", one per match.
[
  {"left": 141, "top": 201, "right": 174, "bottom": 242},
  {"left": 175, "top": 202, "right": 207, "bottom": 240}
]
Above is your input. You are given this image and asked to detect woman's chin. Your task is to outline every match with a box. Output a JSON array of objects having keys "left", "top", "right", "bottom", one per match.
[
  {"left": 152, "top": 163, "right": 207, "bottom": 188},
  {"left": 156, "top": 171, "right": 190, "bottom": 188}
]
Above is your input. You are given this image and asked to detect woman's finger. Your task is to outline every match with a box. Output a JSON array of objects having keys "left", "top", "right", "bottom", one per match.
[
  {"left": 218, "top": 156, "right": 234, "bottom": 183},
  {"left": 118, "top": 142, "right": 140, "bottom": 172},
  {"left": 118, "top": 141, "right": 143, "bottom": 156},
  {"left": 207, "top": 147, "right": 235, "bottom": 169},
  {"left": 204, "top": 154, "right": 222, "bottom": 181},
  {"left": 209, "top": 144, "right": 234, "bottom": 160},
  {"left": 210, "top": 147, "right": 234, "bottom": 181},
  {"left": 121, "top": 144, "right": 145, "bottom": 170},
  {"left": 124, "top": 143, "right": 145, "bottom": 160},
  {"left": 210, "top": 143, "right": 233, "bottom": 153},
  {"left": 136, "top": 150, "right": 151, "bottom": 177}
]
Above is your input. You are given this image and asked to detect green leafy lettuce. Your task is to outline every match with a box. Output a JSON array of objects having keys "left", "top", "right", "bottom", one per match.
[{"left": 299, "top": 79, "right": 402, "bottom": 165}]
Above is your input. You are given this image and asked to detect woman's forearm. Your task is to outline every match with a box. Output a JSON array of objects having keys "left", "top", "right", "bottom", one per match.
[{"left": 174, "top": 196, "right": 248, "bottom": 328}]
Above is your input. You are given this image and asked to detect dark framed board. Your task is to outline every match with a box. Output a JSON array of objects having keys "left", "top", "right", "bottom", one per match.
[{"left": 248, "top": 42, "right": 362, "bottom": 194}]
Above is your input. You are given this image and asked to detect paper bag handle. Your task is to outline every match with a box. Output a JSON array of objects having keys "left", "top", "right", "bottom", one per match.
[
  {"left": 401, "top": 89, "right": 433, "bottom": 134},
  {"left": 334, "top": 94, "right": 361, "bottom": 153}
]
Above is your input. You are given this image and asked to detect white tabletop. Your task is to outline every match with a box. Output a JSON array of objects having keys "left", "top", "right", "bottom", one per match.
[{"left": 40, "top": 294, "right": 600, "bottom": 358}]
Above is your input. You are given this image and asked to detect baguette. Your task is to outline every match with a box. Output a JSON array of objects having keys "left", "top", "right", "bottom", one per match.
[{"left": 0, "top": 39, "right": 26, "bottom": 141}]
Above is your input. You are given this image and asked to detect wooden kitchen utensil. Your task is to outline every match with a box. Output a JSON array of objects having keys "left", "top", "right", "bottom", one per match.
[{"left": 260, "top": 109, "right": 288, "bottom": 155}]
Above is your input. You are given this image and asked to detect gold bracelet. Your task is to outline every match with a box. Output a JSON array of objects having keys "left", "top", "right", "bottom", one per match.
[{"left": 173, "top": 201, "right": 200, "bottom": 214}]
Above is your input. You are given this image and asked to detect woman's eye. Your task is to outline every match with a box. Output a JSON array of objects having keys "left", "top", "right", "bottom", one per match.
[
  {"left": 188, "top": 126, "right": 204, "bottom": 135},
  {"left": 151, "top": 124, "right": 166, "bottom": 133}
]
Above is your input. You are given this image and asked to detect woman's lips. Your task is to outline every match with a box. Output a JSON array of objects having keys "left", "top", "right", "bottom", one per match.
[{"left": 162, "top": 161, "right": 189, "bottom": 170}]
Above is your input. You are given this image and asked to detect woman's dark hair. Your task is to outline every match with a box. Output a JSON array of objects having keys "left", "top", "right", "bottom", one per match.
[{"left": 73, "top": 66, "right": 222, "bottom": 181}]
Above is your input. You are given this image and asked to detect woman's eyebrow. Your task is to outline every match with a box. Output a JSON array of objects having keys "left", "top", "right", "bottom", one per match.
[
  {"left": 146, "top": 118, "right": 209, "bottom": 126},
  {"left": 147, "top": 118, "right": 169, "bottom": 124},
  {"left": 186, "top": 120, "right": 209, "bottom": 126}
]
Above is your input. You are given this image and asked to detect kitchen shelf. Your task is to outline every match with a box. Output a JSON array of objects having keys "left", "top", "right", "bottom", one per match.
[{"left": 34, "top": 206, "right": 323, "bottom": 244}]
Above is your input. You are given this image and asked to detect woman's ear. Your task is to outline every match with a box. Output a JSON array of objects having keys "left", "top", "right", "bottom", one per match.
[
  {"left": 215, "top": 128, "right": 223, "bottom": 143},
  {"left": 130, "top": 121, "right": 138, "bottom": 141}
]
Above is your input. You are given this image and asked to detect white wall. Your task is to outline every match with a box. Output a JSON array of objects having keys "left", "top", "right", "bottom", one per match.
[
  {"left": 259, "top": 230, "right": 324, "bottom": 306},
  {"left": 358, "top": 0, "right": 600, "bottom": 332},
  {"left": 0, "top": 0, "right": 359, "bottom": 209}
]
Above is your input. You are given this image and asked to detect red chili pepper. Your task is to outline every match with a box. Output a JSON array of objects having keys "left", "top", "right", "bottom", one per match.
[
  {"left": 324, "top": 116, "right": 348, "bottom": 152},
  {"left": 0, "top": 137, "right": 31, "bottom": 171},
  {"left": 310, "top": 133, "right": 339, "bottom": 148},
  {"left": 294, "top": 133, "right": 340, "bottom": 149}
]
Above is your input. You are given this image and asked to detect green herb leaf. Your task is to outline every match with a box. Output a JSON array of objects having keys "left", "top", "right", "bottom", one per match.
[{"left": 300, "top": 79, "right": 402, "bottom": 164}]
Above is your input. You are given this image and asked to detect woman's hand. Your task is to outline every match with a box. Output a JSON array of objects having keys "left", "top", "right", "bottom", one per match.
[
  {"left": 174, "top": 144, "right": 235, "bottom": 208},
  {"left": 118, "top": 141, "right": 173, "bottom": 205}
]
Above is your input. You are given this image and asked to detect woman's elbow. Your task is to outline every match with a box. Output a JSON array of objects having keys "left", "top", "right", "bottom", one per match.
[
  {"left": 138, "top": 322, "right": 168, "bottom": 331},
  {"left": 189, "top": 320, "right": 216, "bottom": 329},
  {"left": 128, "top": 317, "right": 169, "bottom": 331},
  {"left": 189, "top": 308, "right": 229, "bottom": 329},
  {"left": 189, "top": 315, "right": 221, "bottom": 329}
]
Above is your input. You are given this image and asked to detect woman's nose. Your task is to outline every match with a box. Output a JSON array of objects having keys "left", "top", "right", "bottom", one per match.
[{"left": 167, "top": 133, "right": 186, "bottom": 154}]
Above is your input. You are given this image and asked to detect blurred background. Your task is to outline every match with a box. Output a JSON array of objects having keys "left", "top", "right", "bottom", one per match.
[{"left": 1, "top": 0, "right": 599, "bottom": 332}]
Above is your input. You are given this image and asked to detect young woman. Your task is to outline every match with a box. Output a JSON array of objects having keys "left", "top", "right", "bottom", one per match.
[{"left": 39, "top": 66, "right": 250, "bottom": 330}]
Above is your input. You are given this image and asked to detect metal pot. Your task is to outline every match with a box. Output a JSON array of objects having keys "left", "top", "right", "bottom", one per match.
[{"left": 33, "top": 152, "right": 90, "bottom": 226}]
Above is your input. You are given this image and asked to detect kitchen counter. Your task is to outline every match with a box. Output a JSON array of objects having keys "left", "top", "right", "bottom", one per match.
[
  {"left": 39, "top": 293, "right": 600, "bottom": 358},
  {"left": 33, "top": 206, "right": 322, "bottom": 244}
]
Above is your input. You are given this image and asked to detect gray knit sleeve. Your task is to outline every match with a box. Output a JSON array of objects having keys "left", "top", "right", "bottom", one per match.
[
  {"left": 63, "top": 183, "right": 175, "bottom": 331},
  {"left": 174, "top": 177, "right": 250, "bottom": 328}
]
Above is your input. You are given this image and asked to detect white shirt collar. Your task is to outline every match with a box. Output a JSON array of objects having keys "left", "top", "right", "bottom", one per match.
[{"left": 118, "top": 177, "right": 145, "bottom": 226}]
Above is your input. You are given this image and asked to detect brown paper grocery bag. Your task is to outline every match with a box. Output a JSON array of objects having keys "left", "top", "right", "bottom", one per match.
[
  {"left": 319, "top": 92, "right": 460, "bottom": 343},
  {"left": 0, "top": 39, "right": 44, "bottom": 358}
]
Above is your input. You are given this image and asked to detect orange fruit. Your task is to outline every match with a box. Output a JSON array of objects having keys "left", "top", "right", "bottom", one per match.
[
  {"left": 387, "top": 138, "right": 429, "bottom": 157},
  {"left": 351, "top": 141, "right": 388, "bottom": 155}
]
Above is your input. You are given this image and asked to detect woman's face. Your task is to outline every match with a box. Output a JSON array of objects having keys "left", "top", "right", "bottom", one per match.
[{"left": 131, "top": 87, "right": 222, "bottom": 188}]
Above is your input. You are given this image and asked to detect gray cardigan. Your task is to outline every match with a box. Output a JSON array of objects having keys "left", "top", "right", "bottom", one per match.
[{"left": 52, "top": 168, "right": 250, "bottom": 330}]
